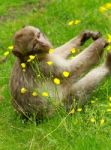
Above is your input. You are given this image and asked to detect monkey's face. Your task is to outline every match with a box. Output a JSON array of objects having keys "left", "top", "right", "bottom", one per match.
[{"left": 13, "top": 26, "right": 52, "bottom": 57}]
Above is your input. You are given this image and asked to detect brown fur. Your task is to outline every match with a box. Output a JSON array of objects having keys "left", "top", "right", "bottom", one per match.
[{"left": 10, "top": 26, "right": 110, "bottom": 120}]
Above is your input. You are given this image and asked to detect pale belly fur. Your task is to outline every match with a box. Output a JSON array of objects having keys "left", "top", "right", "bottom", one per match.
[{"left": 37, "top": 79, "right": 65, "bottom": 104}]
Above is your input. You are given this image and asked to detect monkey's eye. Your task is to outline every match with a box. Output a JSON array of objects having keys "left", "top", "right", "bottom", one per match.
[{"left": 37, "top": 32, "right": 40, "bottom": 38}]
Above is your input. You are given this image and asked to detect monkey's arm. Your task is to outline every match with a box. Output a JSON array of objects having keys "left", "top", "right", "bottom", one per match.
[
  {"left": 54, "top": 30, "right": 101, "bottom": 58},
  {"left": 48, "top": 38, "right": 107, "bottom": 78},
  {"left": 68, "top": 38, "right": 107, "bottom": 77}
]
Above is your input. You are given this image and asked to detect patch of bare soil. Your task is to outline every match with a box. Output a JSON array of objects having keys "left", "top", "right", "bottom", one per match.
[{"left": 0, "top": 0, "right": 48, "bottom": 23}]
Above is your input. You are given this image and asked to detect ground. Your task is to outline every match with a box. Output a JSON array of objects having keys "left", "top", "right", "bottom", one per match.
[{"left": 0, "top": 0, "right": 111, "bottom": 150}]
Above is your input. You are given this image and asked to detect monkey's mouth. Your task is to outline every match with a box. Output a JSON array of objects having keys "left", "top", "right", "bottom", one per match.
[
  {"left": 33, "top": 43, "right": 52, "bottom": 54},
  {"left": 39, "top": 42, "right": 52, "bottom": 51}
]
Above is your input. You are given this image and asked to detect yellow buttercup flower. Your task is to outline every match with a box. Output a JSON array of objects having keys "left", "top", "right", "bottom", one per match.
[
  {"left": 29, "top": 55, "right": 36, "bottom": 60},
  {"left": 42, "top": 92, "right": 49, "bottom": 97},
  {"left": 91, "top": 100, "right": 95, "bottom": 104},
  {"left": 99, "top": 6, "right": 107, "bottom": 13},
  {"left": 108, "top": 102, "right": 111, "bottom": 107},
  {"left": 32, "top": 91, "right": 38, "bottom": 97},
  {"left": 106, "top": 45, "right": 111, "bottom": 51},
  {"left": 3, "top": 51, "right": 10, "bottom": 56},
  {"left": 22, "top": 69, "right": 26, "bottom": 72},
  {"left": 21, "top": 88, "right": 27, "bottom": 94},
  {"left": 46, "top": 61, "right": 53, "bottom": 66},
  {"left": 37, "top": 74, "right": 41, "bottom": 77},
  {"left": 105, "top": 3, "right": 111, "bottom": 9},
  {"left": 74, "top": 20, "right": 81, "bottom": 25},
  {"left": 49, "top": 48, "right": 54, "bottom": 54},
  {"left": 63, "top": 71, "right": 70, "bottom": 78},
  {"left": 77, "top": 108, "right": 82, "bottom": 112},
  {"left": 53, "top": 78, "right": 60, "bottom": 85},
  {"left": 90, "top": 118, "right": 96, "bottom": 123},
  {"left": 68, "top": 20, "right": 81, "bottom": 26},
  {"left": 27, "top": 59, "right": 31, "bottom": 62},
  {"left": 21, "top": 63, "right": 26, "bottom": 69},
  {"left": 107, "top": 34, "right": 111, "bottom": 43},
  {"left": 69, "top": 108, "right": 75, "bottom": 114},
  {"left": 69, "top": 56, "right": 75, "bottom": 59},
  {"left": 8, "top": 45, "right": 13, "bottom": 50},
  {"left": 68, "top": 20, "right": 74, "bottom": 26},
  {"left": 27, "top": 55, "right": 36, "bottom": 62},
  {"left": 109, "top": 96, "right": 111, "bottom": 101},
  {"left": 71, "top": 48, "right": 76, "bottom": 54},
  {"left": 100, "top": 119, "right": 105, "bottom": 125},
  {"left": 107, "top": 108, "right": 111, "bottom": 112}
]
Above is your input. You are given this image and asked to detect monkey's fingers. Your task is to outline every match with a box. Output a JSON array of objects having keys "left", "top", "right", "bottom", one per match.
[
  {"left": 80, "top": 30, "right": 101, "bottom": 45},
  {"left": 54, "top": 30, "right": 102, "bottom": 59}
]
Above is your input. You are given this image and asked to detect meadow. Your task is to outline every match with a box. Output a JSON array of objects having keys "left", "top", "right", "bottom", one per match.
[{"left": 1, "top": 0, "right": 111, "bottom": 149}]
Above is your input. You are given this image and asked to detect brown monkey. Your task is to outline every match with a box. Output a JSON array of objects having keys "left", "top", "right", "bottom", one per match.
[{"left": 10, "top": 26, "right": 110, "bottom": 120}]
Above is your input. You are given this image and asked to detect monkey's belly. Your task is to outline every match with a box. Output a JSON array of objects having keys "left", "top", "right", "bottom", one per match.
[{"left": 37, "top": 80, "right": 64, "bottom": 104}]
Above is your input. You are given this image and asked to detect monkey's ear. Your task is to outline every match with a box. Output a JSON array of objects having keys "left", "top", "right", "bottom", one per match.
[{"left": 12, "top": 49, "right": 23, "bottom": 59}]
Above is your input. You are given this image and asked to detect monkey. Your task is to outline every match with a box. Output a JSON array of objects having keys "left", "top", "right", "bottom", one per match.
[{"left": 10, "top": 26, "right": 110, "bottom": 120}]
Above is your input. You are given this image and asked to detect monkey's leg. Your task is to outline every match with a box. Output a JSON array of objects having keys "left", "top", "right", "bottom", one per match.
[
  {"left": 69, "top": 38, "right": 108, "bottom": 78},
  {"left": 55, "top": 30, "right": 101, "bottom": 58},
  {"left": 71, "top": 53, "right": 111, "bottom": 107}
]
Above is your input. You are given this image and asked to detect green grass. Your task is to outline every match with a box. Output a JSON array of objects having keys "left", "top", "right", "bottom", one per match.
[{"left": 1, "top": 0, "right": 111, "bottom": 149}]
